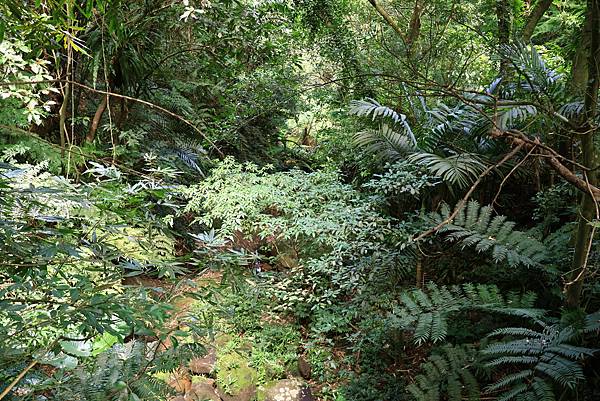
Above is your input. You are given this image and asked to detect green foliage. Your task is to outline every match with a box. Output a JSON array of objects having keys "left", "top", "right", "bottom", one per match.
[
  {"left": 407, "top": 345, "right": 481, "bottom": 401},
  {"left": 483, "top": 321, "right": 597, "bottom": 401},
  {"left": 354, "top": 123, "right": 416, "bottom": 161},
  {"left": 182, "top": 156, "right": 393, "bottom": 259},
  {"left": 389, "top": 283, "right": 541, "bottom": 344},
  {"left": 1, "top": 1, "right": 599, "bottom": 400},
  {"left": 0, "top": 38, "right": 57, "bottom": 125},
  {"left": 0, "top": 159, "right": 184, "bottom": 398},
  {"left": 50, "top": 341, "right": 204, "bottom": 401},
  {"left": 349, "top": 98, "right": 405, "bottom": 125},
  {"left": 428, "top": 201, "right": 548, "bottom": 267},
  {"left": 408, "top": 153, "right": 487, "bottom": 189}
]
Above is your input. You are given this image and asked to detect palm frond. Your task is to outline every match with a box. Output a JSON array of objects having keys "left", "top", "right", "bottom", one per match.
[
  {"left": 349, "top": 98, "right": 405, "bottom": 124},
  {"left": 354, "top": 123, "right": 416, "bottom": 161},
  {"left": 500, "top": 41, "right": 562, "bottom": 95},
  {"left": 407, "top": 152, "right": 486, "bottom": 188}
]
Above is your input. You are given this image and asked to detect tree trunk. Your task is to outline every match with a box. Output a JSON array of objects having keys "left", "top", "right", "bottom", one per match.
[
  {"left": 367, "top": 0, "right": 408, "bottom": 44},
  {"left": 415, "top": 257, "right": 424, "bottom": 288},
  {"left": 565, "top": 0, "right": 600, "bottom": 308},
  {"left": 86, "top": 94, "right": 108, "bottom": 143},
  {"left": 522, "top": 0, "right": 553, "bottom": 42},
  {"left": 407, "top": 0, "right": 425, "bottom": 49},
  {"left": 58, "top": 82, "right": 70, "bottom": 157},
  {"left": 496, "top": 0, "right": 511, "bottom": 75},
  {"left": 571, "top": 6, "right": 593, "bottom": 95}
]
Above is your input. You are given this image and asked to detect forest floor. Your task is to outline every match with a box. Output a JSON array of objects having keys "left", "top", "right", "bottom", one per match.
[{"left": 145, "top": 270, "right": 320, "bottom": 401}]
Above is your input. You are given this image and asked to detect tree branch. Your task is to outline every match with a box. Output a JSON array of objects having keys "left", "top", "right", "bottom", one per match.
[
  {"left": 522, "top": 0, "right": 553, "bottom": 42},
  {"left": 413, "top": 145, "right": 524, "bottom": 241},
  {"left": 367, "top": 0, "right": 408, "bottom": 44}
]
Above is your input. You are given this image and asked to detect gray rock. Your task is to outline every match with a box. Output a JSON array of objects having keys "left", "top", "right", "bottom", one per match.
[{"left": 257, "top": 379, "right": 314, "bottom": 401}]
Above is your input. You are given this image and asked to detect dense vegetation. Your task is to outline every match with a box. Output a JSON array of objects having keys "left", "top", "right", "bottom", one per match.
[{"left": 1, "top": 0, "right": 599, "bottom": 400}]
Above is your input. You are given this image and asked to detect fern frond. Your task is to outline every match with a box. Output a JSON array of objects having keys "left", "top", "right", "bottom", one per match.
[
  {"left": 390, "top": 283, "right": 541, "bottom": 344},
  {"left": 429, "top": 200, "right": 547, "bottom": 267},
  {"left": 483, "top": 324, "right": 596, "bottom": 400},
  {"left": 407, "top": 344, "right": 480, "bottom": 401}
]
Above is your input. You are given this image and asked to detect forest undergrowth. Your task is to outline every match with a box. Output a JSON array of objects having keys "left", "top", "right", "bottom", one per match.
[{"left": 1, "top": 1, "right": 600, "bottom": 401}]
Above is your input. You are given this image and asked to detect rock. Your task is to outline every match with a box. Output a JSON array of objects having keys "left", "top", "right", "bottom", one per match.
[
  {"left": 297, "top": 356, "right": 311, "bottom": 380},
  {"left": 218, "top": 385, "right": 256, "bottom": 401},
  {"left": 215, "top": 352, "right": 258, "bottom": 401},
  {"left": 167, "top": 369, "right": 192, "bottom": 393},
  {"left": 187, "top": 378, "right": 221, "bottom": 401},
  {"left": 257, "top": 379, "right": 314, "bottom": 401},
  {"left": 189, "top": 348, "right": 217, "bottom": 374}
]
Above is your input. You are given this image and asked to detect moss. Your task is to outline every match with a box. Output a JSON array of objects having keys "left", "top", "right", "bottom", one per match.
[
  {"left": 216, "top": 352, "right": 258, "bottom": 396},
  {"left": 192, "top": 375, "right": 213, "bottom": 384},
  {"left": 153, "top": 371, "right": 170, "bottom": 383}
]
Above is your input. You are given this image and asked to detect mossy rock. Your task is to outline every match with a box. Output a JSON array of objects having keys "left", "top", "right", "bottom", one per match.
[
  {"left": 188, "top": 377, "right": 220, "bottom": 401},
  {"left": 192, "top": 375, "right": 214, "bottom": 385},
  {"left": 216, "top": 352, "right": 258, "bottom": 401}
]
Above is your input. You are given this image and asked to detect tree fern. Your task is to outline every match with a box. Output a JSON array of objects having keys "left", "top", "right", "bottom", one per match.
[
  {"left": 407, "top": 344, "right": 481, "bottom": 401},
  {"left": 428, "top": 200, "right": 547, "bottom": 267},
  {"left": 389, "top": 283, "right": 541, "bottom": 345},
  {"left": 483, "top": 323, "right": 597, "bottom": 401}
]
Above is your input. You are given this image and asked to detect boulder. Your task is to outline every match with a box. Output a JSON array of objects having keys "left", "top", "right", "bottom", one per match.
[
  {"left": 257, "top": 379, "right": 314, "bottom": 401},
  {"left": 215, "top": 352, "right": 258, "bottom": 401},
  {"left": 189, "top": 348, "right": 217, "bottom": 374},
  {"left": 187, "top": 377, "right": 221, "bottom": 401},
  {"left": 166, "top": 369, "right": 192, "bottom": 393}
]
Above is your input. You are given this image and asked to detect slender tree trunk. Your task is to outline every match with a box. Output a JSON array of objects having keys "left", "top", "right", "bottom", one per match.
[
  {"left": 415, "top": 257, "right": 424, "bottom": 288},
  {"left": 59, "top": 82, "right": 70, "bottom": 157},
  {"left": 565, "top": 0, "right": 600, "bottom": 308},
  {"left": 496, "top": 0, "right": 511, "bottom": 75},
  {"left": 86, "top": 94, "right": 108, "bottom": 143},
  {"left": 407, "top": 0, "right": 425, "bottom": 49},
  {"left": 522, "top": 0, "right": 553, "bottom": 42},
  {"left": 571, "top": 6, "right": 593, "bottom": 95},
  {"left": 367, "top": 0, "right": 408, "bottom": 44}
]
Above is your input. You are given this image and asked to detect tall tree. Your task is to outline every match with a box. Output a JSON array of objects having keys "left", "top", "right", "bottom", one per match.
[{"left": 565, "top": 0, "right": 600, "bottom": 308}]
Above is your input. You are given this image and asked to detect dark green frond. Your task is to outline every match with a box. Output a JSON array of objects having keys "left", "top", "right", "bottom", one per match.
[
  {"left": 407, "top": 344, "right": 481, "bottom": 401},
  {"left": 428, "top": 200, "right": 547, "bottom": 267}
]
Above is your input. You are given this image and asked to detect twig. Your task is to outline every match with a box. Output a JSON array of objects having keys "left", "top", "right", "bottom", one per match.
[
  {"left": 0, "top": 360, "right": 38, "bottom": 400},
  {"left": 413, "top": 144, "right": 523, "bottom": 242},
  {"left": 492, "top": 144, "right": 537, "bottom": 207},
  {"left": 0, "top": 79, "right": 224, "bottom": 157}
]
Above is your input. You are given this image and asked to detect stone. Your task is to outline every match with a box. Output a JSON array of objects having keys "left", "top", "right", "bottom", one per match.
[
  {"left": 167, "top": 369, "right": 192, "bottom": 393},
  {"left": 215, "top": 352, "right": 258, "bottom": 401},
  {"left": 257, "top": 379, "right": 314, "bottom": 401},
  {"left": 297, "top": 356, "right": 311, "bottom": 380},
  {"left": 189, "top": 348, "right": 217, "bottom": 374},
  {"left": 187, "top": 378, "right": 221, "bottom": 401}
]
